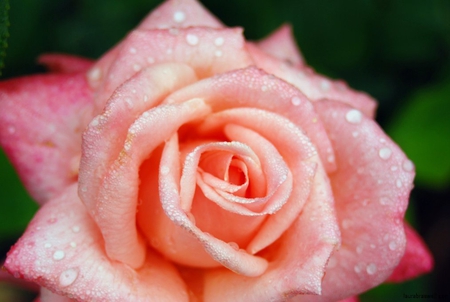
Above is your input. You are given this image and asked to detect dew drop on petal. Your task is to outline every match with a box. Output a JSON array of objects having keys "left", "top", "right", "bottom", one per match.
[
  {"left": 87, "top": 67, "right": 101, "bottom": 82},
  {"left": 402, "top": 159, "right": 414, "bottom": 172},
  {"left": 321, "top": 79, "right": 331, "bottom": 91},
  {"left": 345, "top": 109, "right": 362, "bottom": 124},
  {"left": 228, "top": 242, "right": 239, "bottom": 251},
  {"left": 366, "top": 263, "right": 377, "bottom": 275},
  {"left": 291, "top": 96, "right": 301, "bottom": 106},
  {"left": 215, "top": 50, "right": 223, "bottom": 57},
  {"left": 129, "top": 47, "right": 137, "bottom": 54},
  {"left": 160, "top": 165, "right": 170, "bottom": 175},
  {"left": 356, "top": 245, "right": 363, "bottom": 254},
  {"left": 59, "top": 268, "right": 79, "bottom": 287},
  {"left": 44, "top": 243, "right": 52, "bottom": 249},
  {"left": 72, "top": 226, "right": 80, "bottom": 233},
  {"left": 379, "top": 147, "right": 392, "bottom": 160},
  {"left": 186, "top": 34, "right": 199, "bottom": 45},
  {"left": 389, "top": 241, "right": 397, "bottom": 251},
  {"left": 396, "top": 179, "right": 403, "bottom": 188},
  {"left": 53, "top": 250, "right": 65, "bottom": 261},
  {"left": 354, "top": 264, "right": 362, "bottom": 273},
  {"left": 70, "top": 242, "right": 77, "bottom": 248},
  {"left": 214, "top": 37, "right": 224, "bottom": 46},
  {"left": 173, "top": 11, "right": 185, "bottom": 23}
]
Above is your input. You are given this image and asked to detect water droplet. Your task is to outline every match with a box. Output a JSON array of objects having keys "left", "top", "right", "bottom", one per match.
[
  {"left": 173, "top": 11, "right": 186, "bottom": 23},
  {"left": 345, "top": 109, "right": 362, "bottom": 124},
  {"left": 166, "top": 48, "right": 173, "bottom": 55},
  {"left": 228, "top": 242, "right": 239, "bottom": 251},
  {"left": 396, "top": 179, "right": 402, "bottom": 188},
  {"left": 402, "top": 160, "right": 414, "bottom": 172},
  {"left": 215, "top": 50, "right": 223, "bottom": 57},
  {"left": 261, "top": 85, "right": 268, "bottom": 92},
  {"left": 354, "top": 264, "right": 362, "bottom": 273},
  {"left": 366, "top": 263, "right": 377, "bottom": 275},
  {"left": 321, "top": 79, "right": 331, "bottom": 91},
  {"left": 70, "top": 242, "right": 77, "bottom": 248},
  {"left": 379, "top": 147, "right": 392, "bottom": 160},
  {"left": 53, "top": 250, "right": 65, "bottom": 261},
  {"left": 391, "top": 165, "right": 398, "bottom": 171},
  {"left": 87, "top": 67, "right": 101, "bottom": 82},
  {"left": 214, "top": 37, "right": 224, "bottom": 46},
  {"left": 72, "top": 226, "right": 80, "bottom": 233},
  {"left": 160, "top": 165, "right": 170, "bottom": 175},
  {"left": 44, "top": 243, "right": 52, "bottom": 248},
  {"left": 389, "top": 241, "right": 397, "bottom": 251},
  {"left": 59, "top": 268, "right": 78, "bottom": 287},
  {"left": 186, "top": 34, "right": 199, "bottom": 45},
  {"left": 147, "top": 57, "right": 155, "bottom": 64},
  {"left": 291, "top": 96, "right": 301, "bottom": 106},
  {"left": 379, "top": 197, "right": 389, "bottom": 205},
  {"left": 129, "top": 47, "right": 137, "bottom": 54},
  {"left": 356, "top": 245, "right": 363, "bottom": 254},
  {"left": 352, "top": 131, "right": 359, "bottom": 138},
  {"left": 133, "top": 64, "right": 141, "bottom": 72}
]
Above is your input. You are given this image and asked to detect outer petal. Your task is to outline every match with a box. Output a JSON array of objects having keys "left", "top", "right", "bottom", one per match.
[
  {"left": 247, "top": 43, "right": 377, "bottom": 118},
  {"left": 203, "top": 162, "right": 340, "bottom": 302},
  {"left": 90, "top": 27, "right": 252, "bottom": 108},
  {"left": 139, "top": 0, "right": 223, "bottom": 30},
  {"left": 387, "top": 223, "right": 433, "bottom": 282},
  {"left": 256, "top": 24, "right": 304, "bottom": 66},
  {"left": 0, "top": 72, "right": 94, "bottom": 204},
  {"left": 295, "top": 100, "right": 415, "bottom": 301},
  {"left": 4, "top": 184, "right": 189, "bottom": 302},
  {"left": 38, "top": 54, "right": 94, "bottom": 73},
  {"left": 40, "top": 287, "right": 75, "bottom": 302}
]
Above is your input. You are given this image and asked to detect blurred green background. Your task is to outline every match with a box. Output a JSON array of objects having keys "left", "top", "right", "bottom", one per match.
[{"left": 1, "top": 0, "right": 449, "bottom": 301}]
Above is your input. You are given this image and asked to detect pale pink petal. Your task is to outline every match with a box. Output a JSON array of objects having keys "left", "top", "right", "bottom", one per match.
[
  {"left": 78, "top": 63, "right": 198, "bottom": 267},
  {"left": 247, "top": 43, "right": 377, "bottom": 118},
  {"left": 139, "top": 0, "right": 223, "bottom": 30},
  {"left": 0, "top": 72, "right": 94, "bottom": 204},
  {"left": 203, "top": 163, "right": 340, "bottom": 302},
  {"left": 256, "top": 24, "right": 304, "bottom": 66},
  {"left": 387, "top": 223, "right": 433, "bottom": 282},
  {"left": 91, "top": 27, "right": 252, "bottom": 108},
  {"left": 38, "top": 54, "right": 94, "bottom": 73},
  {"left": 197, "top": 107, "right": 318, "bottom": 253},
  {"left": 167, "top": 66, "right": 337, "bottom": 173},
  {"left": 139, "top": 133, "right": 269, "bottom": 277},
  {"left": 81, "top": 97, "right": 210, "bottom": 269},
  {"left": 295, "top": 99, "right": 416, "bottom": 301},
  {"left": 4, "top": 184, "right": 189, "bottom": 302},
  {"left": 40, "top": 287, "right": 75, "bottom": 302}
]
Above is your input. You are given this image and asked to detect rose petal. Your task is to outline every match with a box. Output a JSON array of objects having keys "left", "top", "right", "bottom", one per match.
[
  {"left": 197, "top": 107, "right": 318, "bottom": 253},
  {"left": 38, "top": 54, "right": 94, "bottom": 73},
  {"left": 387, "top": 223, "right": 433, "bottom": 282},
  {"left": 247, "top": 43, "right": 377, "bottom": 118},
  {"left": 139, "top": 0, "right": 223, "bottom": 30},
  {"left": 91, "top": 27, "right": 252, "bottom": 107},
  {"left": 296, "top": 99, "right": 415, "bottom": 301},
  {"left": 203, "top": 163, "right": 340, "bottom": 302},
  {"left": 39, "top": 287, "right": 75, "bottom": 302},
  {"left": 139, "top": 133, "right": 269, "bottom": 277},
  {"left": 167, "top": 66, "right": 337, "bottom": 173},
  {"left": 255, "top": 24, "right": 304, "bottom": 66},
  {"left": 82, "top": 97, "right": 211, "bottom": 269},
  {"left": 0, "top": 72, "right": 94, "bottom": 204},
  {"left": 4, "top": 184, "right": 189, "bottom": 302},
  {"left": 79, "top": 62, "right": 197, "bottom": 214}
]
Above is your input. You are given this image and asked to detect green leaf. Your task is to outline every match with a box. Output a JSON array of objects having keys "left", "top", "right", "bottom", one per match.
[
  {"left": 0, "top": 149, "right": 38, "bottom": 239},
  {"left": 388, "top": 78, "right": 450, "bottom": 189},
  {"left": 0, "top": 0, "right": 9, "bottom": 75}
]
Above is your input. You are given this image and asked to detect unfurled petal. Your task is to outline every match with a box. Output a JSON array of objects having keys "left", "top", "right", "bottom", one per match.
[
  {"left": 247, "top": 44, "right": 377, "bottom": 118},
  {"left": 38, "top": 54, "right": 94, "bottom": 74},
  {"left": 256, "top": 24, "right": 304, "bottom": 66},
  {"left": 0, "top": 72, "right": 94, "bottom": 204},
  {"left": 4, "top": 185, "right": 189, "bottom": 302},
  {"left": 387, "top": 223, "right": 433, "bottom": 282},
  {"left": 296, "top": 99, "right": 415, "bottom": 301}
]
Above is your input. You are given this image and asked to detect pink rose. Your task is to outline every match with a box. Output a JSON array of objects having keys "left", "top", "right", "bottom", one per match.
[{"left": 1, "top": 0, "right": 433, "bottom": 301}]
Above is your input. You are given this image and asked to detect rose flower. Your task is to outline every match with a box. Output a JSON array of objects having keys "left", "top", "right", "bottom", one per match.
[{"left": 0, "top": 0, "right": 432, "bottom": 301}]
